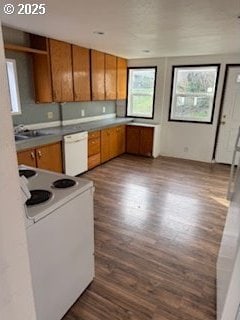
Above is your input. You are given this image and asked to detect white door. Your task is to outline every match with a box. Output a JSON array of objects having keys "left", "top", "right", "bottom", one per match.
[{"left": 216, "top": 66, "right": 240, "bottom": 164}]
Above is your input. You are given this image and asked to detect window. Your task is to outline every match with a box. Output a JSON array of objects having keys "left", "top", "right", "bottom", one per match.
[
  {"left": 127, "top": 67, "right": 157, "bottom": 118},
  {"left": 6, "top": 59, "right": 21, "bottom": 115},
  {"left": 169, "top": 65, "right": 220, "bottom": 123}
]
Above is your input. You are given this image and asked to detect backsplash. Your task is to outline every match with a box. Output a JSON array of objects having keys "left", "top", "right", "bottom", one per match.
[
  {"left": 3, "top": 26, "right": 116, "bottom": 126},
  {"left": 60, "top": 101, "right": 116, "bottom": 121}
]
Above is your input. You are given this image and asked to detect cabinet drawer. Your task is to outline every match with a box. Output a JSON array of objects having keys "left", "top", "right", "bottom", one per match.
[
  {"left": 88, "top": 153, "right": 101, "bottom": 170},
  {"left": 88, "top": 137, "right": 100, "bottom": 156},
  {"left": 88, "top": 130, "right": 100, "bottom": 139}
]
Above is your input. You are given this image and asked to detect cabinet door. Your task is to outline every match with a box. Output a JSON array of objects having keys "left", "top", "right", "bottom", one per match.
[
  {"left": 49, "top": 39, "right": 73, "bottom": 102},
  {"left": 117, "top": 125, "right": 126, "bottom": 155},
  {"left": 17, "top": 149, "right": 37, "bottom": 167},
  {"left": 72, "top": 45, "right": 91, "bottom": 101},
  {"left": 88, "top": 154, "right": 101, "bottom": 170},
  {"left": 126, "top": 126, "right": 140, "bottom": 155},
  {"left": 36, "top": 142, "right": 62, "bottom": 173},
  {"left": 105, "top": 54, "right": 117, "bottom": 100},
  {"left": 139, "top": 127, "right": 154, "bottom": 157},
  {"left": 91, "top": 50, "right": 105, "bottom": 101},
  {"left": 101, "top": 129, "right": 111, "bottom": 163},
  {"left": 109, "top": 127, "right": 118, "bottom": 159},
  {"left": 88, "top": 137, "right": 100, "bottom": 157},
  {"left": 30, "top": 34, "right": 53, "bottom": 103},
  {"left": 117, "top": 57, "right": 127, "bottom": 100}
]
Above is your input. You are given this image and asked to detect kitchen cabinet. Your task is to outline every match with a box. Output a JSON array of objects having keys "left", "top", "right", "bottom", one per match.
[
  {"left": 117, "top": 57, "right": 127, "bottom": 100},
  {"left": 17, "top": 142, "right": 63, "bottom": 173},
  {"left": 30, "top": 34, "right": 53, "bottom": 103},
  {"left": 101, "top": 125, "right": 126, "bottom": 163},
  {"left": 88, "top": 131, "right": 101, "bottom": 169},
  {"left": 17, "top": 148, "right": 36, "bottom": 167},
  {"left": 91, "top": 50, "right": 105, "bottom": 101},
  {"left": 105, "top": 54, "right": 117, "bottom": 100},
  {"left": 49, "top": 39, "right": 73, "bottom": 102},
  {"left": 126, "top": 126, "right": 153, "bottom": 157},
  {"left": 72, "top": 45, "right": 91, "bottom": 101}
]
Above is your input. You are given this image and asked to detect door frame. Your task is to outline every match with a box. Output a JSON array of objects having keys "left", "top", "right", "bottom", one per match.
[{"left": 213, "top": 64, "right": 240, "bottom": 160}]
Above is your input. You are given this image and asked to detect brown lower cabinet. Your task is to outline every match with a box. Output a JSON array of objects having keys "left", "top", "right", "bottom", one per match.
[
  {"left": 126, "top": 125, "right": 153, "bottom": 157},
  {"left": 17, "top": 141, "right": 63, "bottom": 173},
  {"left": 101, "top": 125, "right": 126, "bottom": 163},
  {"left": 88, "top": 131, "right": 101, "bottom": 170}
]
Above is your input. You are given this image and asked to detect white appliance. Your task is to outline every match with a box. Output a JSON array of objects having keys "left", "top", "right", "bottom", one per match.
[
  {"left": 217, "top": 129, "right": 240, "bottom": 320},
  {"left": 19, "top": 165, "right": 94, "bottom": 320},
  {"left": 64, "top": 131, "right": 88, "bottom": 176}
]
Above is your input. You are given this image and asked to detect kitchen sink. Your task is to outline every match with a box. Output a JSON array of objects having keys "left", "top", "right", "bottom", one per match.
[
  {"left": 15, "top": 130, "right": 53, "bottom": 141},
  {"left": 15, "top": 135, "right": 30, "bottom": 141}
]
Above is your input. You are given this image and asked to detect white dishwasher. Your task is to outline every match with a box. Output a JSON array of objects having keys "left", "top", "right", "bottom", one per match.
[{"left": 64, "top": 131, "right": 88, "bottom": 176}]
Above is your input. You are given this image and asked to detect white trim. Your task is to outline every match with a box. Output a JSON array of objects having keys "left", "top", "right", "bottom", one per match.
[
  {"left": 6, "top": 59, "right": 22, "bottom": 115},
  {"left": 62, "top": 113, "right": 116, "bottom": 126},
  {"left": 24, "top": 121, "right": 61, "bottom": 130}
]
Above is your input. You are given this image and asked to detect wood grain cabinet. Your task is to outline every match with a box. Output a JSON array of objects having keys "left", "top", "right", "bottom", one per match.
[
  {"left": 49, "top": 39, "right": 73, "bottom": 102},
  {"left": 88, "top": 131, "right": 101, "bottom": 170},
  {"left": 126, "top": 126, "right": 153, "bottom": 157},
  {"left": 30, "top": 34, "right": 53, "bottom": 103},
  {"left": 117, "top": 57, "right": 127, "bottom": 100},
  {"left": 29, "top": 34, "right": 127, "bottom": 103},
  {"left": 72, "top": 45, "right": 91, "bottom": 101},
  {"left": 91, "top": 50, "right": 105, "bottom": 101},
  {"left": 101, "top": 125, "right": 126, "bottom": 163},
  {"left": 17, "top": 142, "right": 63, "bottom": 173},
  {"left": 105, "top": 54, "right": 117, "bottom": 100}
]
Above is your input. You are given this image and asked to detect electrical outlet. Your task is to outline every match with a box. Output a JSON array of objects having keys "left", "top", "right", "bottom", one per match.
[
  {"left": 47, "top": 112, "right": 53, "bottom": 119},
  {"left": 102, "top": 106, "right": 106, "bottom": 113},
  {"left": 81, "top": 109, "right": 85, "bottom": 117}
]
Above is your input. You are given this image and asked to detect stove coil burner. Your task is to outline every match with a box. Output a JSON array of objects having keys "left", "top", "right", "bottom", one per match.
[
  {"left": 26, "top": 190, "right": 52, "bottom": 206},
  {"left": 19, "top": 169, "right": 36, "bottom": 179},
  {"left": 53, "top": 179, "right": 76, "bottom": 189}
]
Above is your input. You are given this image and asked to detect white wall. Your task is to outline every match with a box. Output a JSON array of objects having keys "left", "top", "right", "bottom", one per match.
[
  {"left": 129, "top": 54, "right": 240, "bottom": 162},
  {"left": 0, "top": 22, "right": 37, "bottom": 320}
]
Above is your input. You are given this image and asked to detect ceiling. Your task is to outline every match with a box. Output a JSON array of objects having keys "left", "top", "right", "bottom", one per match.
[{"left": 0, "top": 0, "right": 240, "bottom": 59}]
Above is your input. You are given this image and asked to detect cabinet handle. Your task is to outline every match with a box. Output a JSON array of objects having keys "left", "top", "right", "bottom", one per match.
[
  {"left": 30, "top": 152, "right": 35, "bottom": 159},
  {"left": 37, "top": 150, "right": 42, "bottom": 158}
]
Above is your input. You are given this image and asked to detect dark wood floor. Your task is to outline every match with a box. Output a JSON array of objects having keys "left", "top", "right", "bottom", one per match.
[{"left": 63, "top": 155, "right": 230, "bottom": 320}]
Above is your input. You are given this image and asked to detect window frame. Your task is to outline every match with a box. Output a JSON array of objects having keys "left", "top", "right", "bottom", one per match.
[
  {"left": 126, "top": 66, "right": 157, "bottom": 119},
  {"left": 168, "top": 64, "right": 220, "bottom": 124},
  {"left": 6, "top": 58, "right": 21, "bottom": 115}
]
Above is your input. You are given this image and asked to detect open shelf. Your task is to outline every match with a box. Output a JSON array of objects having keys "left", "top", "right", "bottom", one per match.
[{"left": 4, "top": 43, "right": 48, "bottom": 55}]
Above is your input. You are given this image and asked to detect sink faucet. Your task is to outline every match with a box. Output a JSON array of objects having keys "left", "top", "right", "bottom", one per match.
[{"left": 14, "top": 124, "right": 25, "bottom": 134}]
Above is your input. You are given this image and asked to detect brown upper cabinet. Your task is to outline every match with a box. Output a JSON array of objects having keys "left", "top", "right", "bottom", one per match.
[
  {"left": 11, "top": 33, "right": 127, "bottom": 103},
  {"left": 117, "top": 57, "right": 127, "bottom": 100},
  {"left": 91, "top": 50, "right": 105, "bottom": 101},
  {"left": 30, "top": 35, "right": 53, "bottom": 103},
  {"left": 49, "top": 39, "right": 74, "bottom": 102},
  {"left": 72, "top": 45, "right": 91, "bottom": 101},
  {"left": 105, "top": 54, "right": 117, "bottom": 100}
]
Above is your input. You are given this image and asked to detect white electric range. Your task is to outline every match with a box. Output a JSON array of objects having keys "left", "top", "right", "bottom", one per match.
[{"left": 19, "top": 166, "right": 95, "bottom": 320}]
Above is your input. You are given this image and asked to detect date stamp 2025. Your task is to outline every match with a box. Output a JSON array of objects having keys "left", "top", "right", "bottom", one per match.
[{"left": 3, "top": 3, "right": 46, "bottom": 15}]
